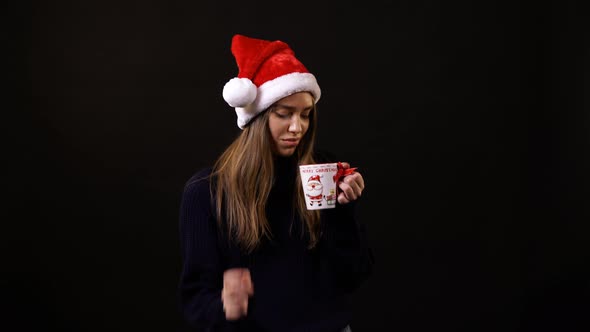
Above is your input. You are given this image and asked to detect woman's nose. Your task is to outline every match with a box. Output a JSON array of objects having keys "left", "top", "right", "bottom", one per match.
[{"left": 289, "top": 116, "right": 302, "bottom": 132}]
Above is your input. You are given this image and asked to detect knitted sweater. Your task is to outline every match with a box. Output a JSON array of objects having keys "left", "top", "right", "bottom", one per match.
[{"left": 178, "top": 154, "right": 374, "bottom": 332}]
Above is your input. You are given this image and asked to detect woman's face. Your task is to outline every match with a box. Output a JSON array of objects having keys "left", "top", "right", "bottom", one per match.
[{"left": 268, "top": 92, "right": 313, "bottom": 157}]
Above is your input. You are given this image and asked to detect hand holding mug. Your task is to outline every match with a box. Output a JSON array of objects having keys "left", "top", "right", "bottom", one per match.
[{"left": 335, "top": 162, "right": 364, "bottom": 204}]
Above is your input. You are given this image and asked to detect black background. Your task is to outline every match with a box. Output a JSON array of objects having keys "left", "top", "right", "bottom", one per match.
[{"left": 8, "top": 1, "right": 589, "bottom": 331}]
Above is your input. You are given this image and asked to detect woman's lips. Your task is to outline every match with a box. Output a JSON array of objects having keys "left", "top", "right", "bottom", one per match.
[{"left": 282, "top": 139, "right": 299, "bottom": 147}]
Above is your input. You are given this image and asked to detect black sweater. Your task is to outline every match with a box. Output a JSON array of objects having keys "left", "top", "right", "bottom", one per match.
[{"left": 178, "top": 155, "right": 374, "bottom": 332}]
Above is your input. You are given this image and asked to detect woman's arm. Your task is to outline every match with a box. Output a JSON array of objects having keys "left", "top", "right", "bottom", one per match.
[
  {"left": 319, "top": 167, "right": 374, "bottom": 292},
  {"left": 178, "top": 172, "right": 226, "bottom": 329}
]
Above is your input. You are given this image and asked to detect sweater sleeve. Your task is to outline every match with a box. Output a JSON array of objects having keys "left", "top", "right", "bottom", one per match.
[
  {"left": 319, "top": 199, "right": 375, "bottom": 292},
  {"left": 177, "top": 171, "right": 227, "bottom": 329},
  {"left": 313, "top": 149, "right": 374, "bottom": 291}
]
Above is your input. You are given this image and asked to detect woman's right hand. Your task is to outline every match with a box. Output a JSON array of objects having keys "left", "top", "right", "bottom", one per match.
[{"left": 222, "top": 268, "right": 254, "bottom": 320}]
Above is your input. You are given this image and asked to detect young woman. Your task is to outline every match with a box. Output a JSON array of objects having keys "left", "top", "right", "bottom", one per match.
[{"left": 178, "top": 34, "right": 374, "bottom": 332}]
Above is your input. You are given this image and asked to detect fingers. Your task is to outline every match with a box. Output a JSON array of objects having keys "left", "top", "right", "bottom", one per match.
[
  {"left": 222, "top": 284, "right": 247, "bottom": 320},
  {"left": 337, "top": 172, "right": 365, "bottom": 204},
  {"left": 222, "top": 268, "right": 254, "bottom": 320}
]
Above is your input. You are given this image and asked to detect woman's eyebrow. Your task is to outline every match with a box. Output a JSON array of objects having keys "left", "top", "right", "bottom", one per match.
[{"left": 273, "top": 103, "right": 295, "bottom": 111}]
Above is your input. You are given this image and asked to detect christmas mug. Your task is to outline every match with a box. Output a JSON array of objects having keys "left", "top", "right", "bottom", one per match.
[{"left": 298, "top": 163, "right": 339, "bottom": 210}]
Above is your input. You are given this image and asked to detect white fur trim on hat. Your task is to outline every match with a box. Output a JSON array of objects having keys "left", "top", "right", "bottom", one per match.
[{"left": 233, "top": 72, "right": 321, "bottom": 129}]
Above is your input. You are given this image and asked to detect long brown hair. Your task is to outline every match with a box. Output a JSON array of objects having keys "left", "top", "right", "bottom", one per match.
[{"left": 211, "top": 98, "right": 321, "bottom": 253}]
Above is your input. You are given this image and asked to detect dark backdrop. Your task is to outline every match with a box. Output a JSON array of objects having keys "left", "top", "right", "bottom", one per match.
[{"left": 9, "top": 1, "right": 589, "bottom": 331}]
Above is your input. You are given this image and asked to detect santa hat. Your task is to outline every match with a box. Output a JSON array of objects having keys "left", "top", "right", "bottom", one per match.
[
  {"left": 222, "top": 34, "right": 321, "bottom": 129},
  {"left": 308, "top": 175, "right": 321, "bottom": 182}
]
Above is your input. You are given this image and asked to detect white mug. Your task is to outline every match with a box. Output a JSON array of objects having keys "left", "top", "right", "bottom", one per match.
[{"left": 298, "top": 163, "right": 339, "bottom": 210}]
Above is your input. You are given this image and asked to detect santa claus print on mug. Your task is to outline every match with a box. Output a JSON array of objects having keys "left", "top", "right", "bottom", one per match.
[{"left": 299, "top": 162, "right": 339, "bottom": 210}]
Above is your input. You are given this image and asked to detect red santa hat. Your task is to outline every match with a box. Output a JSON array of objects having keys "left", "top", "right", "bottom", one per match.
[
  {"left": 222, "top": 34, "right": 322, "bottom": 129},
  {"left": 308, "top": 175, "right": 321, "bottom": 182}
]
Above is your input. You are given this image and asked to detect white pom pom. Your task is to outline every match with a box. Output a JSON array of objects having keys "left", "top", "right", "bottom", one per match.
[{"left": 222, "top": 77, "right": 257, "bottom": 107}]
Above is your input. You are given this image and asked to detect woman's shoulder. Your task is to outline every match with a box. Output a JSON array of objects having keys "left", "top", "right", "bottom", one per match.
[
  {"left": 183, "top": 167, "right": 213, "bottom": 193},
  {"left": 179, "top": 167, "right": 218, "bottom": 226}
]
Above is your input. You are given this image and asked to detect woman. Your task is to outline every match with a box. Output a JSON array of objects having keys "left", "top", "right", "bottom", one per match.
[{"left": 178, "top": 34, "right": 374, "bottom": 332}]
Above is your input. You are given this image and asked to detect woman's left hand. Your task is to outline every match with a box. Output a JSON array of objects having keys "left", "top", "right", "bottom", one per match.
[{"left": 337, "top": 162, "right": 365, "bottom": 204}]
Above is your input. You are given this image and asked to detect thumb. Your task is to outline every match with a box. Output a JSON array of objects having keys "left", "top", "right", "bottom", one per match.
[{"left": 241, "top": 269, "right": 254, "bottom": 295}]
